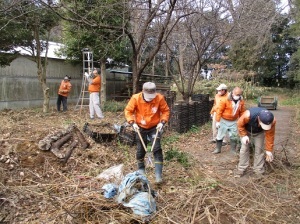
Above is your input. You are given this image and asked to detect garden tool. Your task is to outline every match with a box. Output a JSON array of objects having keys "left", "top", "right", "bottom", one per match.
[
  {"left": 136, "top": 128, "right": 160, "bottom": 167},
  {"left": 136, "top": 129, "right": 153, "bottom": 167},
  {"left": 148, "top": 128, "right": 160, "bottom": 166}
]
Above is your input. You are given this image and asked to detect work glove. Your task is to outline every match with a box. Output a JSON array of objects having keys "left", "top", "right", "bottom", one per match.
[
  {"left": 132, "top": 123, "right": 139, "bottom": 132},
  {"left": 265, "top": 151, "right": 274, "bottom": 162},
  {"left": 156, "top": 122, "right": 164, "bottom": 132},
  {"left": 210, "top": 114, "right": 213, "bottom": 119},
  {"left": 216, "top": 122, "right": 220, "bottom": 129},
  {"left": 84, "top": 72, "right": 93, "bottom": 84},
  {"left": 241, "top": 136, "right": 249, "bottom": 145}
]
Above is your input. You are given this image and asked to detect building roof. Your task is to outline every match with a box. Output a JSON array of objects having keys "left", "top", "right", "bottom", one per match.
[{"left": 7, "top": 41, "right": 66, "bottom": 60}]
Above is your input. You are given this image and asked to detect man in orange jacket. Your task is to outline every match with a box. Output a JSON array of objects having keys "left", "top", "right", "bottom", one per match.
[
  {"left": 86, "top": 68, "right": 104, "bottom": 119},
  {"left": 234, "top": 108, "right": 276, "bottom": 177},
  {"left": 124, "top": 82, "right": 170, "bottom": 183},
  {"left": 213, "top": 87, "right": 246, "bottom": 154},
  {"left": 210, "top": 83, "right": 229, "bottom": 144},
  {"left": 57, "top": 76, "right": 72, "bottom": 112}
]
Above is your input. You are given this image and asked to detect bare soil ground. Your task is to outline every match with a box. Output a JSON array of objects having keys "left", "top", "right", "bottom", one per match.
[{"left": 0, "top": 100, "right": 299, "bottom": 223}]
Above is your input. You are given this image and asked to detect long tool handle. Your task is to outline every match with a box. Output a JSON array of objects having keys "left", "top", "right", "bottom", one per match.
[
  {"left": 150, "top": 128, "right": 160, "bottom": 152},
  {"left": 136, "top": 129, "right": 148, "bottom": 152}
]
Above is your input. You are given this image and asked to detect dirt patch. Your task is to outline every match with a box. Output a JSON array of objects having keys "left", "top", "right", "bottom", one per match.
[{"left": 0, "top": 103, "right": 299, "bottom": 223}]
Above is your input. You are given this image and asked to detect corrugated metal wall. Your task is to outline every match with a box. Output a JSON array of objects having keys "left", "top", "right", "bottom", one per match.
[{"left": 0, "top": 56, "right": 82, "bottom": 110}]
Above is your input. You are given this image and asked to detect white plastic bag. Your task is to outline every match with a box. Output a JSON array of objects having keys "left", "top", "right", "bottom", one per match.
[{"left": 96, "top": 164, "right": 124, "bottom": 183}]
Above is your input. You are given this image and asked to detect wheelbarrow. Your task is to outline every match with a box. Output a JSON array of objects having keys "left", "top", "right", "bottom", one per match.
[{"left": 258, "top": 96, "right": 278, "bottom": 110}]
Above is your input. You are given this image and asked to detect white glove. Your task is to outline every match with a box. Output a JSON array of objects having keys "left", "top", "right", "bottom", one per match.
[
  {"left": 241, "top": 136, "right": 249, "bottom": 145},
  {"left": 266, "top": 151, "right": 274, "bottom": 162},
  {"left": 84, "top": 72, "right": 93, "bottom": 84},
  {"left": 132, "top": 123, "right": 139, "bottom": 132},
  {"left": 210, "top": 114, "right": 213, "bottom": 119},
  {"left": 156, "top": 122, "right": 164, "bottom": 131},
  {"left": 216, "top": 122, "right": 220, "bottom": 129}
]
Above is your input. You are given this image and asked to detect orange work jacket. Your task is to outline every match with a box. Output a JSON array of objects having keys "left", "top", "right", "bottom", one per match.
[
  {"left": 124, "top": 92, "right": 170, "bottom": 129},
  {"left": 58, "top": 80, "right": 72, "bottom": 97},
  {"left": 216, "top": 94, "right": 246, "bottom": 122},
  {"left": 210, "top": 92, "right": 229, "bottom": 114},
  {"left": 88, "top": 75, "right": 101, "bottom": 93},
  {"left": 237, "top": 110, "right": 276, "bottom": 151}
]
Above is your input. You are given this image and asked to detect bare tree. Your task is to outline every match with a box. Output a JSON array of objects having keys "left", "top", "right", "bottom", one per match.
[
  {"left": 165, "top": 0, "right": 233, "bottom": 100},
  {"left": 49, "top": 0, "right": 182, "bottom": 93},
  {"left": 224, "top": 0, "right": 281, "bottom": 70},
  {"left": 1, "top": 0, "right": 59, "bottom": 112}
]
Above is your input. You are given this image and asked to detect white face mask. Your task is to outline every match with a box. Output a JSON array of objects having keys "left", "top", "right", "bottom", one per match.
[
  {"left": 232, "top": 95, "right": 240, "bottom": 100},
  {"left": 144, "top": 97, "right": 155, "bottom": 102}
]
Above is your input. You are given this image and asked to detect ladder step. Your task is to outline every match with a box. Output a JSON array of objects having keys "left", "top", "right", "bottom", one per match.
[{"left": 75, "top": 50, "right": 94, "bottom": 111}]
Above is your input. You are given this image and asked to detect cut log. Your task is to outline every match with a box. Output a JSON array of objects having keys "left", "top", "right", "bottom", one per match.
[
  {"left": 74, "top": 126, "right": 90, "bottom": 149},
  {"left": 38, "top": 125, "right": 75, "bottom": 151},
  {"left": 61, "top": 140, "right": 78, "bottom": 164},
  {"left": 50, "top": 133, "right": 73, "bottom": 151}
]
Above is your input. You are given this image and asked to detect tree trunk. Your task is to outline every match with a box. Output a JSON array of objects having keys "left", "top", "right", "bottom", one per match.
[
  {"left": 152, "top": 56, "right": 155, "bottom": 76},
  {"left": 131, "top": 54, "right": 139, "bottom": 94},
  {"left": 165, "top": 46, "right": 169, "bottom": 77},
  {"left": 182, "top": 93, "right": 189, "bottom": 102},
  {"left": 42, "top": 83, "right": 50, "bottom": 113},
  {"left": 34, "top": 23, "right": 50, "bottom": 113}
]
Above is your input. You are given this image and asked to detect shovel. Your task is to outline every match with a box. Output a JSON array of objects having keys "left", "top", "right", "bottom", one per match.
[{"left": 136, "top": 128, "right": 160, "bottom": 167}]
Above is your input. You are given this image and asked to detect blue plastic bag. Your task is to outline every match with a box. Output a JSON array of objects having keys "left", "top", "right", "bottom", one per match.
[{"left": 102, "top": 183, "right": 118, "bottom": 199}]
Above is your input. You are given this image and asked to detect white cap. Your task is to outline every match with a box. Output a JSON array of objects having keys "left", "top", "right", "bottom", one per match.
[
  {"left": 142, "top": 82, "right": 157, "bottom": 99},
  {"left": 216, "top": 83, "right": 227, "bottom": 90}
]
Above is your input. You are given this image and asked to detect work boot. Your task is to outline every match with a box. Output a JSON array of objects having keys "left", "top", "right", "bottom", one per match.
[
  {"left": 230, "top": 139, "right": 237, "bottom": 154},
  {"left": 137, "top": 161, "right": 145, "bottom": 175},
  {"left": 234, "top": 169, "right": 244, "bottom": 178},
  {"left": 212, "top": 140, "right": 223, "bottom": 154},
  {"left": 155, "top": 162, "right": 163, "bottom": 183}
]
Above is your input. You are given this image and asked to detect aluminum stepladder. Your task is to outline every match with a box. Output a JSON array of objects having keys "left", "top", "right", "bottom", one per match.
[{"left": 74, "top": 49, "right": 94, "bottom": 115}]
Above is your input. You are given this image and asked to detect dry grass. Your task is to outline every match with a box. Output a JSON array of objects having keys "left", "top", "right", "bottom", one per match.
[{"left": 0, "top": 106, "right": 299, "bottom": 223}]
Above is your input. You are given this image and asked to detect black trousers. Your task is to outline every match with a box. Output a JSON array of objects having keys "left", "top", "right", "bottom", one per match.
[
  {"left": 136, "top": 126, "right": 163, "bottom": 163},
  {"left": 57, "top": 94, "right": 68, "bottom": 111}
]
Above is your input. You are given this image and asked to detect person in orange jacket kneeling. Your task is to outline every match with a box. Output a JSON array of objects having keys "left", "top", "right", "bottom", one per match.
[{"left": 124, "top": 82, "right": 170, "bottom": 184}]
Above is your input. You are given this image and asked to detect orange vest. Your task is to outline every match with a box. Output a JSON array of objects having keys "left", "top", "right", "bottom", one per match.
[
  {"left": 124, "top": 92, "right": 170, "bottom": 129},
  {"left": 88, "top": 75, "right": 101, "bottom": 93}
]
